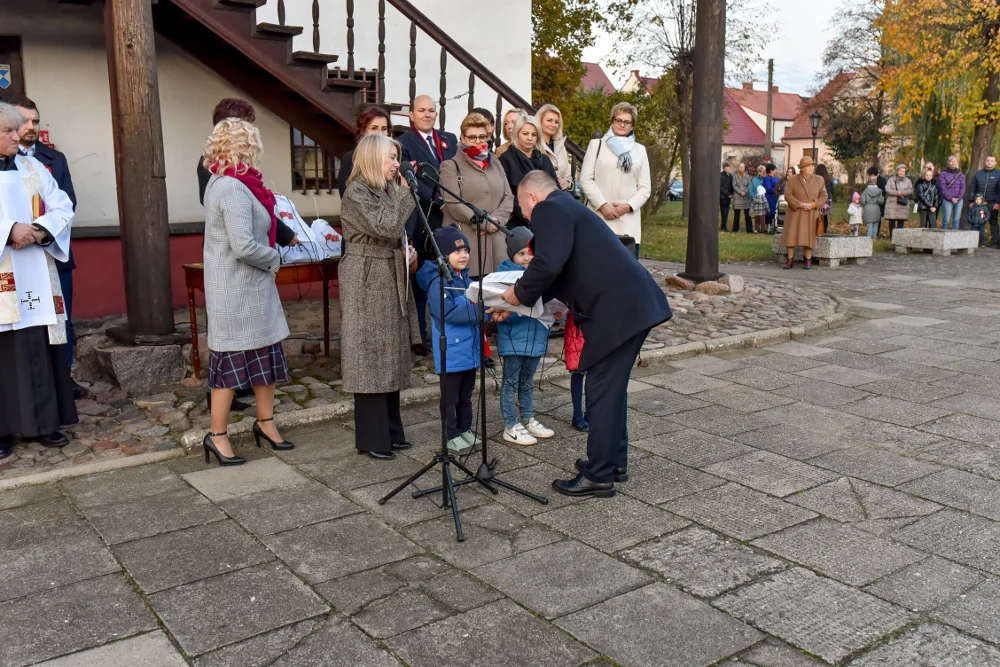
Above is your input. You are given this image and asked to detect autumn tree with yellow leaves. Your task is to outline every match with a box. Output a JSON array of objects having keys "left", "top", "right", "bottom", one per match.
[{"left": 880, "top": 0, "right": 1000, "bottom": 176}]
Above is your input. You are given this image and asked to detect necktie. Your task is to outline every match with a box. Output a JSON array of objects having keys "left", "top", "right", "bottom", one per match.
[{"left": 425, "top": 134, "right": 439, "bottom": 164}]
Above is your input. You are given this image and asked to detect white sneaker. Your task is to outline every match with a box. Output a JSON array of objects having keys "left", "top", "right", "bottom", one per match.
[
  {"left": 503, "top": 424, "right": 537, "bottom": 446},
  {"left": 525, "top": 418, "right": 555, "bottom": 439}
]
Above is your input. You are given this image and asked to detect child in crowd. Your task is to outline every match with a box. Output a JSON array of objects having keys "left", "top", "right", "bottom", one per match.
[
  {"left": 968, "top": 193, "right": 990, "bottom": 248},
  {"left": 415, "top": 227, "right": 484, "bottom": 456},
  {"left": 861, "top": 174, "right": 885, "bottom": 239},
  {"left": 565, "top": 314, "right": 587, "bottom": 431},
  {"left": 496, "top": 228, "right": 556, "bottom": 445},
  {"left": 847, "top": 192, "right": 863, "bottom": 236},
  {"left": 750, "top": 185, "right": 769, "bottom": 233}
]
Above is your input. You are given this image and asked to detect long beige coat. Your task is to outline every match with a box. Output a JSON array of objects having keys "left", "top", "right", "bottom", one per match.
[
  {"left": 542, "top": 135, "right": 573, "bottom": 184},
  {"left": 884, "top": 176, "right": 914, "bottom": 220},
  {"left": 780, "top": 173, "right": 828, "bottom": 249},
  {"left": 580, "top": 137, "right": 652, "bottom": 242},
  {"left": 338, "top": 180, "right": 420, "bottom": 394},
  {"left": 439, "top": 151, "right": 514, "bottom": 276}
]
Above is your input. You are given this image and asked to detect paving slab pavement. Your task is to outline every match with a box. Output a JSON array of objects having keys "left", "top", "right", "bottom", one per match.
[{"left": 7, "top": 251, "right": 1000, "bottom": 664}]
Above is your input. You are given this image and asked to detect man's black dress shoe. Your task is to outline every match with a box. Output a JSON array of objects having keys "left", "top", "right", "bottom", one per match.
[
  {"left": 552, "top": 473, "right": 616, "bottom": 498},
  {"left": 0, "top": 437, "right": 13, "bottom": 459},
  {"left": 575, "top": 458, "right": 628, "bottom": 483},
  {"left": 359, "top": 450, "right": 396, "bottom": 460},
  {"left": 39, "top": 432, "right": 70, "bottom": 448},
  {"left": 391, "top": 441, "right": 413, "bottom": 450}
]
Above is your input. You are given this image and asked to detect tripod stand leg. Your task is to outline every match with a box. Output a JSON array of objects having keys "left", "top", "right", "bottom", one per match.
[
  {"left": 412, "top": 474, "right": 477, "bottom": 499},
  {"left": 453, "top": 458, "right": 499, "bottom": 495},
  {"left": 489, "top": 477, "right": 550, "bottom": 504},
  {"left": 443, "top": 462, "right": 465, "bottom": 542},
  {"left": 378, "top": 457, "right": 439, "bottom": 505}
]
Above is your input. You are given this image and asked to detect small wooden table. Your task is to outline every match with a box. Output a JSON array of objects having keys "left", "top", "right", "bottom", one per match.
[{"left": 183, "top": 259, "right": 340, "bottom": 379}]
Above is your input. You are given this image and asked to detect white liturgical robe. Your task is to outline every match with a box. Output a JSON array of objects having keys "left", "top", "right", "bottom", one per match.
[{"left": 0, "top": 154, "right": 73, "bottom": 342}]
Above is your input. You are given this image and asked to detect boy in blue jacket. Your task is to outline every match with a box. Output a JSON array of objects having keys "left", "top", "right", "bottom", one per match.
[
  {"left": 415, "top": 227, "right": 485, "bottom": 456},
  {"left": 496, "top": 228, "right": 557, "bottom": 446}
]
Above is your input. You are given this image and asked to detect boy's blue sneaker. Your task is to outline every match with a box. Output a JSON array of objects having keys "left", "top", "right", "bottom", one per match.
[{"left": 572, "top": 414, "right": 589, "bottom": 432}]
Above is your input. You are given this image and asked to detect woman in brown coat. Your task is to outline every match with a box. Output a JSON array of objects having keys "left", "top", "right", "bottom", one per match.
[
  {"left": 781, "top": 156, "right": 828, "bottom": 270},
  {"left": 339, "top": 134, "right": 420, "bottom": 459},
  {"left": 439, "top": 112, "right": 514, "bottom": 277}
]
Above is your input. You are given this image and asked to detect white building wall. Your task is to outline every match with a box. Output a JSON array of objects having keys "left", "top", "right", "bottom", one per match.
[{"left": 2, "top": 0, "right": 531, "bottom": 228}]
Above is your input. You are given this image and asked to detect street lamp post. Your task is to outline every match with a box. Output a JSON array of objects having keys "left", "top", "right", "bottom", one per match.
[{"left": 810, "top": 111, "right": 822, "bottom": 159}]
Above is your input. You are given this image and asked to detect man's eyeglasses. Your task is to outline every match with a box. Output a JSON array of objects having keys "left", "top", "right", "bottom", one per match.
[
  {"left": 613, "top": 118, "right": 634, "bottom": 128},
  {"left": 464, "top": 134, "right": 490, "bottom": 144}
]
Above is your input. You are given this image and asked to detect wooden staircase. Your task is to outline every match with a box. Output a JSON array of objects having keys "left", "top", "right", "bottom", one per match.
[{"left": 118, "top": 0, "right": 585, "bottom": 171}]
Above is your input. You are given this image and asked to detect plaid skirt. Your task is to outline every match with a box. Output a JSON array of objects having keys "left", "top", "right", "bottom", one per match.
[{"left": 208, "top": 343, "right": 289, "bottom": 389}]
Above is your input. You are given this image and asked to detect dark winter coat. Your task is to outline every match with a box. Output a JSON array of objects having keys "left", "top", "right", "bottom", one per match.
[
  {"left": 498, "top": 147, "right": 560, "bottom": 229},
  {"left": 720, "top": 170, "right": 734, "bottom": 199},
  {"left": 495, "top": 259, "right": 552, "bottom": 359},
  {"left": 416, "top": 261, "right": 482, "bottom": 374},
  {"left": 969, "top": 168, "right": 1000, "bottom": 205},
  {"left": 512, "top": 189, "right": 672, "bottom": 370},
  {"left": 916, "top": 177, "right": 941, "bottom": 211},
  {"left": 968, "top": 202, "right": 991, "bottom": 227},
  {"left": 31, "top": 142, "right": 76, "bottom": 272}
]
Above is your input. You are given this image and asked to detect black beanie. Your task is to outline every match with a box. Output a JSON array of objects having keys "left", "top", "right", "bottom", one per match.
[
  {"left": 433, "top": 226, "right": 470, "bottom": 254},
  {"left": 506, "top": 226, "right": 534, "bottom": 259}
]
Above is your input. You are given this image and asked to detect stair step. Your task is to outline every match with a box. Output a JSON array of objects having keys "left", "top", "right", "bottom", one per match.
[
  {"left": 326, "top": 73, "right": 373, "bottom": 90},
  {"left": 215, "top": 0, "right": 266, "bottom": 9},
  {"left": 291, "top": 51, "right": 339, "bottom": 67},
  {"left": 254, "top": 23, "right": 304, "bottom": 39}
]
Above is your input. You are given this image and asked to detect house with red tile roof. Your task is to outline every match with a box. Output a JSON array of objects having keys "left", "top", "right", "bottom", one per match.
[
  {"left": 782, "top": 73, "right": 861, "bottom": 179},
  {"left": 581, "top": 62, "right": 615, "bottom": 94},
  {"left": 725, "top": 83, "right": 805, "bottom": 170},
  {"left": 620, "top": 69, "right": 660, "bottom": 95}
]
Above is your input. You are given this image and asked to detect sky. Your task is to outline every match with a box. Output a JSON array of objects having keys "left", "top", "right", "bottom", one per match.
[{"left": 582, "top": 0, "right": 841, "bottom": 97}]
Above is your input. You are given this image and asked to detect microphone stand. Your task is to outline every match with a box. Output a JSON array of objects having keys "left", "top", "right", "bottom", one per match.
[
  {"left": 379, "top": 167, "right": 499, "bottom": 543},
  {"left": 411, "top": 169, "right": 548, "bottom": 507}
]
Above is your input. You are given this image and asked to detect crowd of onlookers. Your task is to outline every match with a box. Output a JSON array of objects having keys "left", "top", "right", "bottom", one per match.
[{"left": 720, "top": 154, "right": 1000, "bottom": 247}]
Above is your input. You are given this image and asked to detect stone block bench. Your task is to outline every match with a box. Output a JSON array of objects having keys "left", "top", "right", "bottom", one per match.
[
  {"left": 772, "top": 234, "right": 873, "bottom": 268},
  {"left": 891, "top": 228, "right": 978, "bottom": 256}
]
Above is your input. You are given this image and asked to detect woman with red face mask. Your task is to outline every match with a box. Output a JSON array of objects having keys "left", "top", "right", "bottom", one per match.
[{"left": 438, "top": 112, "right": 514, "bottom": 277}]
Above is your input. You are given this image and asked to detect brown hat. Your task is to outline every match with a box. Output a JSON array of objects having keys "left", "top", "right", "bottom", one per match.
[{"left": 798, "top": 156, "right": 816, "bottom": 169}]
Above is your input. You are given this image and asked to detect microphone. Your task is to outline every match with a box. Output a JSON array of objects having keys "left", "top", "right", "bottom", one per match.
[{"left": 399, "top": 161, "right": 420, "bottom": 188}]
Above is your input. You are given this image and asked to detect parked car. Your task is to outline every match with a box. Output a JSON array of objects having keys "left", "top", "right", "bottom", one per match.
[{"left": 668, "top": 180, "right": 683, "bottom": 200}]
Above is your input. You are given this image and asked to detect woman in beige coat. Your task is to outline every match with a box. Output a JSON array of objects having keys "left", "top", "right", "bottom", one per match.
[
  {"left": 440, "top": 113, "right": 514, "bottom": 276},
  {"left": 580, "top": 102, "right": 651, "bottom": 256},
  {"left": 780, "top": 156, "right": 828, "bottom": 270},
  {"left": 339, "top": 134, "right": 420, "bottom": 459},
  {"left": 536, "top": 103, "right": 573, "bottom": 190}
]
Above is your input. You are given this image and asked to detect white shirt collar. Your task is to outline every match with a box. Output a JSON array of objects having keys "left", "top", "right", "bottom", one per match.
[{"left": 19, "top": 143, "right": 35, "bottom": 157}]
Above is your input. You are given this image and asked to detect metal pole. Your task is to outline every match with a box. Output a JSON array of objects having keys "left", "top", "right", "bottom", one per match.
[
  {"left": 679, "top": 0, "right": 725, "bottom": 283},
  {"left": 765, "top": 59, "right": 774, "bottom": 157}
]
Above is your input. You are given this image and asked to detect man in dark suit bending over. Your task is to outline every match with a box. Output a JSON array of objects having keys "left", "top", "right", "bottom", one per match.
[{"left": 499, "top": 171, "right": 672, "bottom": 497}]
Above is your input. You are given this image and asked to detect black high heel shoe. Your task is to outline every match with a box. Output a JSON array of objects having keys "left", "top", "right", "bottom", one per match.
[
  {"left": 203, "top": 432, "right": 246, "bottom": 466},
  {"left": 253, "top": 418, "right": 295, "bottom": 451}
]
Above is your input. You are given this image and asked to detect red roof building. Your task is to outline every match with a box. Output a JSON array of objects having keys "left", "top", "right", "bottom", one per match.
[
  {"left": 723, "top": 93, "right": 766, "bottom": 146},
  {"left": 581, "top": 62, "right": 614, "bottom": 94},
  {"left": 726, "top": 82, "right": 804, "bottom": 121}
]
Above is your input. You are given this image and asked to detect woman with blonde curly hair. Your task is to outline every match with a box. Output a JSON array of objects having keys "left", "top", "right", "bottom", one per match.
[
  {"left": 201, "top": 118, "right": 293, "bottom": 466},
  {"left": 339, "top": 133, "right": 421, "bottom": 459}
]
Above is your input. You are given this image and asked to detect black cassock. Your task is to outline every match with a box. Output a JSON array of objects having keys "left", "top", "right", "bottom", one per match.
[{"left": 0, "top": 155, "right": 77, "bottom": 439}]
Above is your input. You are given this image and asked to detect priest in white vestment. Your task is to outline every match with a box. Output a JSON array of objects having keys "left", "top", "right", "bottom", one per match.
[{"left": 0, "top": 102, "right": 76, "bottom": 458}]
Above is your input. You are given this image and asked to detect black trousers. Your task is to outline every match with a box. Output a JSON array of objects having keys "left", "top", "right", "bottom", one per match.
[
  {"left": 354, "top": 391, "right": 404, "bottom": 454},
  {"left": 720, "top": 198, "right": 731, "bottom": 230},
  {"left": 0, "top": 327, "right": 78, "bottom": 439},
  {"left": 581, "top": 329, "right": 651, "bottom": 484},
  {"left": 441, "top": 369, "right": 476, "bottom": 439},
  {"left": 989, "top": 207, "right": 1000, "bottom": 247},
  {"left": 732, "top": 208, "right": 752, "bottom": 232}
]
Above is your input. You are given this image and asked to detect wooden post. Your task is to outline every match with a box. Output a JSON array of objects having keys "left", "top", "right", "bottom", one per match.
[
  {"left": 105, "top": 0, "right": 174, "bottom": 335},
  {"left": 679, "top": 0, "right": 725, "bottom": 284},
  {"left": 765, "top": 59, "right": 774, "bottom": 157}
]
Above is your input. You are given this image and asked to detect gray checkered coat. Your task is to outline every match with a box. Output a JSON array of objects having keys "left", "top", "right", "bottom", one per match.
[
  {"left": 203, "top": 175, "right": 289, "bottom": 352},
  {"left": 339, "top": 180, "right": 420, "bottom": 394}
]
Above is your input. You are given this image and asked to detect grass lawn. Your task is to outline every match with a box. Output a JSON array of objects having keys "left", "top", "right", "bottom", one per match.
[{"left": 640, "top": 200, "right": 900, "bottom": 263}]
